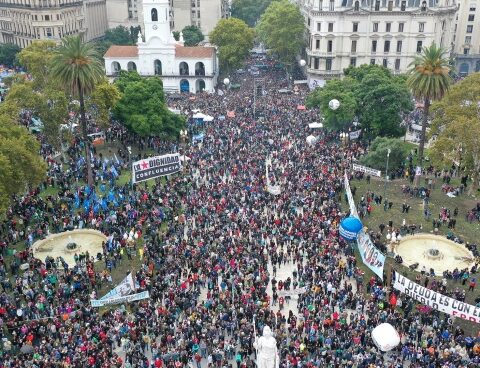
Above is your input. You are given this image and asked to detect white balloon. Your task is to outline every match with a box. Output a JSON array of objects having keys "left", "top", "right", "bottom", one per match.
[
  {"left": 223, "top": 78, "right": 230, "bottom": 86},
  {"left": 306, "top": 135, "right": 317, "bottom": 145},
  {"left": 329, "top": 99, "right": 340, "bottom": 110},
  {"left": 371, "top": 323, "right": 401, "bottom": 352},
  {"left": 299, "top": 59, "right": 306, "bottom": 67}
]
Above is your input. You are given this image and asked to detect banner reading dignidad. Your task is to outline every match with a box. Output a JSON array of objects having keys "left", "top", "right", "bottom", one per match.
[{"left": 132, "top": 153, "right": 181, "bottom": 184}]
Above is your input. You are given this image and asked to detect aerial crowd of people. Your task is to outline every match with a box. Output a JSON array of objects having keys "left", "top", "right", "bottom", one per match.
[{"left": 0, "top": 55, "right": 478, "bottom": 368}]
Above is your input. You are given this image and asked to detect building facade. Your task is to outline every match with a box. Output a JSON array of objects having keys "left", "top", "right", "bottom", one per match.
[
  {"left": 453, "top": 0, "right": 480, "bottom": 75},
  {"left": 0, "top": 0, "right": 107, "bottom": 47},
  {"left": 105, "top": 0, "right": 142, "bottom": 29},
  {"left": 170, "top": 0, "right": 229, "bottom": 36},
  {"left": 297, "top": 0, "right": 457, "bottom": 87},
  {"left": 104, "top": 0, "right": 218, "bottom": 93}
]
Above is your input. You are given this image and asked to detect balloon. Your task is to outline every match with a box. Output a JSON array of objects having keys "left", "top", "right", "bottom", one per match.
[
  {"left": 306, "top": 135, "right": 317, "bottom": 145},
  {"left": 329, "top": 99, "right": 340, "bottom": 110},
  {"left": 371, "top": 323, "right": 401, "bottom": 352},
  {"left": 339, "top": 216, "right": 363, "bottom": 240}
]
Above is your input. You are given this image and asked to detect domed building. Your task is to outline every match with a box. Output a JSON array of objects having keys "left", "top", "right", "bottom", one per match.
[
  {"left": 297, "top": 0, "right": 457, "bottom": 88},
  {"left": 103, "top": 0, "right": 219, "bottom": 94}
]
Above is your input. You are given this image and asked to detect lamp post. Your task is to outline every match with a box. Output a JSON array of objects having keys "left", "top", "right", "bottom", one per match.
[
  {"left": 384, "top": 148, "right": 391, "bottom": 202},
  {"left": 127, "top": 146, "right": 132, "bottom": 190}
]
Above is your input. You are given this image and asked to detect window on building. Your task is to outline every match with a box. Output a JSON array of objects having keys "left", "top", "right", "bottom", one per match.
[
  {"left": 384, "top": 40, "right": 390, "bottom": 52},
  {"left": 128, "top": 10, "right": 133, "bottom": 19},
  {"left": 416, "top": 41, "right": 423, "bottom": 53},
  {"left": 372, "top": 40, "right": 377, "bottom": 52},
  {"left": 350, "top": 57, "right": 357, "bottom": 66},
  {"left": 469, "top": 7, "right": 476, "bottom": 11},
  {"left": 467, "top": 25, "right": 473, "bottom": 33},
  {"left": 354, "top": 1, "right": 359, "bottom": 11},
  {"left": 386, "top": 22, "right": 391, "bottom": 32},
  {"left": 328, "top": 22, "right": 333, "bottom": 32},
  {"left": 315, "top": 39, "right": 320, "bottom": 49},
  {"left": 383, "top": 58, "right": 388, "bottom": 67},
  {"left": 373, "top": 22, "right": 378, "bottom": 32},
  {"left": 396, "top": 40, "right": 402, "bottom": 52},
  {"left": 468, "top": 14, "right": 475, "bottom": 22},
  {"left": 464, "top": 48, "right": 470, "bottom": 55},
  {"left": 388, "top": 1, "right": 393, "bottom": 10},
  {"left": 326, "top": 58, "right": 332, "bottom": 70},
  {"left": 314, "top": 57, "right": 320, "bottom": 69},
  {"left": 329, "top": 0, "right": 334, "bottom": 11},
  {"left": 465, "top": 36, "right": 471, "bottom": 44},
  {"left": 151, "top": 8, "right": 158, "bottom": 21},
  {"left": 419, "top": 22, "right": 425, "bottom": 32},
  {"left": 398, "top": 22, "right": 404, "bottom": 32},
  {"left": 421, "top": 1, "right": 426, "bottom": 11},
  {"left": 353, "top": 22, "right": 358, "bottom": 32},
  {"left": 395, "top": 58, "right": 400, "bottom": 70},
  {"left": 375, "top": 0, "right": 380, "bottom": 11},
  {"left": 401, "top": 1, "right": 406, "bottom": 11},
  {"left": 370, "top": 59, "right": 376, "bottom": 65},
  {"left": 46, "top": 27, "right": 52, "bottom": 37},
  {"left": 327, "top": 40, "right": 333, "bottom": 52},
  {"left": 45, "top": 15, "right": 49, "bottom": 20},
  {"left": 308, "top": 18, "right": 311, "bottom": 26},
  {"left": 317, "top": 22, "right": 321, "bottom": 32},
  {"left": 351, "top": 40, "right": 357, "bottom": 53}
]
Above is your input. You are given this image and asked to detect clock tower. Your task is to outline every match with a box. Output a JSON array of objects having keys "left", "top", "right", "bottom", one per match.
[{"left": 142, "top": 0, "right": 171, "bottom": 44}]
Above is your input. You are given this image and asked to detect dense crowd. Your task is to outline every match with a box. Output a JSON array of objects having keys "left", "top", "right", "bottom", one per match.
[{"left": 0, "top": 55, "right": 479, "bottom": 368}]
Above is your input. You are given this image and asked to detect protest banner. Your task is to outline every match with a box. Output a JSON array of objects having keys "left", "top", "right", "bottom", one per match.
[
  {"left": 91, "top": 291, "right": 150, "bottom": 307},
  {"left": 132, "top": 153, "right": 181, "bottom": 184},
  {"left": 352, "top": 163, "right": 381, "bottom": 177}
]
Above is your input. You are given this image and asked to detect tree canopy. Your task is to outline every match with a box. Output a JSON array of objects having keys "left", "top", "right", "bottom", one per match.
[
  {"left": 96, "top": 26, "right": 140, "bottom": 57},
  {"left": 430, "top": 72, "right": 480, "bottom": 194},
  {"left": 360, "top": 137, "right": 409, "bottom": 172},
  {"left": 0, "top": 117, "right": 46, "bottom": 217},
  {"left": 181, "top": 25, "right": 204, "bottom": 47},
  {"left": 307, "top": 64, "right": 412, "bottom": 137},
  {"left": 17, "top": 40, "right": 57, "bottom": 89},
  {"left": 113, "top": 71, "right": 185, "bottom": 137},
  {"left": 256, "top": 0, "right": 304, "bottom": 65},
  {"left": 0, "top": 43, "right": 20, "bottom": 67},
  {"left": 209, "top": 18, "right": 255, "bottom": 72},
  {"left": 231, "top": 0, "right": 275, "bottom": 27}
]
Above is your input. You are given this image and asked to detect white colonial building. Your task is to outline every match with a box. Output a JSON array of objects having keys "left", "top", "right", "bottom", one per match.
[
  {"left": 104, "top": 0, "right": 218, "bottom": 93},
  {"left": 297, "top": 0, "right": 457, "bottom": 87}
]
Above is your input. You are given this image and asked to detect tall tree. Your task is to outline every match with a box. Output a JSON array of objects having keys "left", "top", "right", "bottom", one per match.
[
  {"left": 361, "top": 137, "right": 409, "bottom": 171},
  {"left": 209, "top": 18, "right": 255, "bottom": 72},
  {"left": 0, "top": 43, "right": 20, "bottom": 67},
  {"left": 231, "top": 0, "right": 274, "bottom": 27},
  {"left": 406, "top": 43, "right": 452, "bottom": 181},
  {"left": 50, "top": 36, "right": 104, "bottom": 185},
  {"left": 181, "top": 25, "right": 204, "bottom": 47},
  {"left": 17, "top": 40, "right": 57, "bottom": 89},
  {"left": 256, "top": 0, "right": 304, "bottom": 79},
  {"left": 113, "top": 71, "right": 185, "bottom": 137},
  {"left": 0, "top": 116, "right": 46, "bottom": 217},
  {"left": 430, "top": 73, "right": 480, "bottom": 194}
]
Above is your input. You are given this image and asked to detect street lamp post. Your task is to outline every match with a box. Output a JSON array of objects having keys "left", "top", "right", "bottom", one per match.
[
  {"left": 180, "top": 129, "right": 188, "bottom": 173},
  {"left": 127, "top": 146, "right": 132, "bottom": 190},
  {"left": 384, "top": 148, "right": 391, "bottom": 202}
]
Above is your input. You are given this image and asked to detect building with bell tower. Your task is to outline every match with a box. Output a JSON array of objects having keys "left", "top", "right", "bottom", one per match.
[{"left": 104, "top": 0, "right": 218, "bottom": 93}]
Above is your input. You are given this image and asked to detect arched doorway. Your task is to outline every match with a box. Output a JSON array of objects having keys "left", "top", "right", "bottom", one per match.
[
  {"left": 476, "top": 60, "right": 480, "bottom": 72},
  {"left": 180, "top": 79, "right": 190, "bottom": 93},
  {"left": 195, "top": 62, "right": 205, "bottom": 76},
  {"left": 459, "top": 63, "right": 469, "bottom": 76},
  {"left": 111, "top": 61, "right": 121, "bottom": 74},
  {"left": 127, "top": 61, "right": 137, "bottom": 71},
  {"left": 196, "top": 79, "right": 205, "bottom": 92},
  {"left": 179, "top": 62, "right": 189, "bottom": 76},
  {"left": 154, "top": 60, "right": 162, "bottom": 75},
  {"left": 151, "top": 8, "right": 158, "bottom": 21}
]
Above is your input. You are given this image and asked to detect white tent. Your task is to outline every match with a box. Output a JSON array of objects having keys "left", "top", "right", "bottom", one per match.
[
  {"left": 371, "top": 323, "right": 400, "bottom": 352},
  {"left": 308, "top": 122, "right": 323, "bottom": 129}
]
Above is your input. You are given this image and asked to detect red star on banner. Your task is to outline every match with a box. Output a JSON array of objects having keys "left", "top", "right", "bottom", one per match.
[{"left": 141, "top": 161, "right": 149, "bottom": 169}]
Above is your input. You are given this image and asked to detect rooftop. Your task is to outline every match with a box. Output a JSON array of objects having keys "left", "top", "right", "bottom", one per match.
[
  {"left": 104, "top": 45, "right": 215, "bottom": 59},
  {"left": 104, "top": 45, "right": 138, "bottom": 58}
]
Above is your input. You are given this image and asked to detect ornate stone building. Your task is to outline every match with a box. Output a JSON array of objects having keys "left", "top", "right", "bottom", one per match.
[
  {"left": 297, "top": 0, "right": 457, "bottom": 87},
  {"left": 0, "top": 0, "right": 108, "bottom": 47},
  {"left": 453, "top": 0, "right": 480, "bottom": 75}
]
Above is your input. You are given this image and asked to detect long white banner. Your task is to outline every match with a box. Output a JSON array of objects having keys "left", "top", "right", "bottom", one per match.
[
  {"left": 344, "top": 172, "right": 385, "bottom": 279},
  {"left": 393, "top": 272, "right": 480, "bottom": 324},
  {"left": 352, "top": 163, "right": 381, "bottom": 177},
  {"left": 91, "top": 291, "right": 150, "bottom": 307}
]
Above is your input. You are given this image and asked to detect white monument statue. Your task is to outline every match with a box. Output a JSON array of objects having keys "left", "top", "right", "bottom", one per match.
[{"left": 254, "top": 326, "right": 279, "bottom": 368}]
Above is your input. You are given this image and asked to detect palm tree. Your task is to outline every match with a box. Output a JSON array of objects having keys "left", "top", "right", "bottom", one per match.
[
  {"left": 51, "top": 36, "right": 104, "bottom": 185},
  {"left": 407, "top": 43, "right": 452, "bottom": 184}
]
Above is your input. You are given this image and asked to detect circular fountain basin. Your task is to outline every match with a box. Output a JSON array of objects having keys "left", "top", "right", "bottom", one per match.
[
  {"left": 32, "top": 229, "right": 106, "bottom": 267},
  {"left": 396, "top": 234, "right": 475, "bottom": 275}
]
